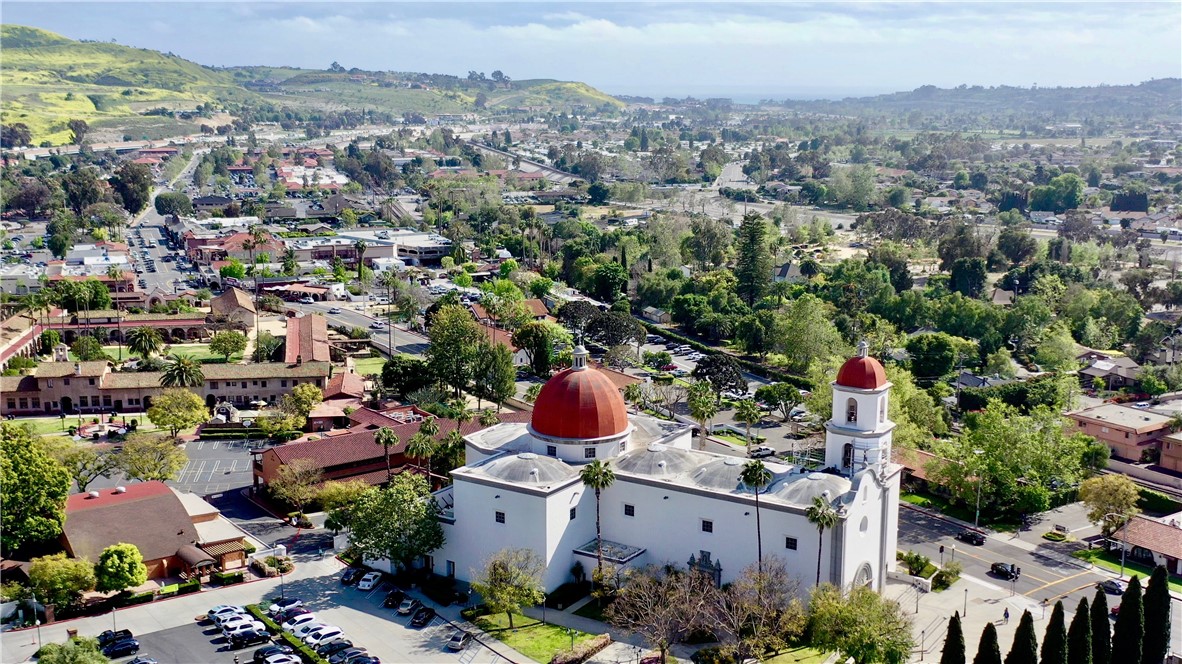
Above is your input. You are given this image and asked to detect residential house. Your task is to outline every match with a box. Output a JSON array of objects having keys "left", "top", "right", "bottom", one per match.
[
  {"left": 1080, "top": 356, "right": 1143, "bottom": 390},
  {"left": 1115, "top": 514, "right": 1182, "bottom": 576},
  {"left": 1158, "top": 432, "right": 1182, "bottom": 473},
  {"left": 209, "top": 287, "right": 257, "bottom": 327},
  {"left": 642, "top": 307, "right": 671, "bottom": 324},
  {"left": 1067, "top": 404, "right": 1174, "bottom": 462},
  {"left": 771, "top": 261, "right": 804, "bottom": 284}
]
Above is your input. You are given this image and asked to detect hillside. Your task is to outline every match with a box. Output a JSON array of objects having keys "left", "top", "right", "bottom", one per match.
[{"left": 0, "top": 25, "right": 259, "bottom": 144}]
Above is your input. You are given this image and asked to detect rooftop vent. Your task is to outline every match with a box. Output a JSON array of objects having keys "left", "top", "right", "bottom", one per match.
[
  {"left": 87, "top": 490, "right": 100, "bottom": 499},
  {"left": 114, "top": 486, "right": 127, "bottom": 494}
]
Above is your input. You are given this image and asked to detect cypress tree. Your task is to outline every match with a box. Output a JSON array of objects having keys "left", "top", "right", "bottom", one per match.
[
  {"left": 1005, "top": 610, "right": 1040, "bottom": 664},
  {"left": 974, "top": 622, "right": 1003, "bottom": 664},
  {"left": 1041, "top": 601, "right": 1068, "bottom": 664},
  {"left": 1111, "top": 576, "right": 1144, "bottom": 664},
  {"left": 1142, "top": 567, "right": 1170, "bottom": 664},
  {"left": 1067, "top": 597, "right": 1092, "bottom": 664},
  {"left": 1090, "top": 589, "right": 1111, "bottom": 664},
  {"left": 942, "top": 611, "right": 967, "bottom": 664}
]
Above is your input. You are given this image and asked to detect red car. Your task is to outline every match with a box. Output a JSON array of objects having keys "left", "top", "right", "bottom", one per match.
[{"left": 660, "top": 364, "right": 678, "bottom": 371}]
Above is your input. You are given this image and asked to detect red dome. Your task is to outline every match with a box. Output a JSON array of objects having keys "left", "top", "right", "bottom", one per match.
[
  {"left": 835, "top": 353, "right": 888, "bottom": 390},
  {"left": 531, "top": 366, "right": 629, "bottom": 440}
]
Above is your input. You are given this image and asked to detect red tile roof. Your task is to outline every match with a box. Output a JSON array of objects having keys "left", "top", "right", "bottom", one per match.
[
  {"left": 324, "top": 371, "right": 366, "bottom": 399},
  {"left": 477, "top": 323, "right": 519, "bottom": 351},
  {"left": 523, "top": 299, "right": 550, "bottom": 317},
  {"left": 285, "top": 314, "right": 330, "bottom": 364},
  {"left": 1120, "top": 515, "right": 1182, "bottom": 560}
]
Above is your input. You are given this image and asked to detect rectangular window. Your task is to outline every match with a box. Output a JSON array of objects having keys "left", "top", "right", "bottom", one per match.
[
  {"left": 584, "top": 447, "right": 597, "bottom": 459},
  {"left": 261, "top": 381, "right": 267, "bottom": 388},
  {"left": 620, "top": 441, "right": 626, "bottom": 453},
  {"left": 785, "top": 537, "right": 798, "bottom": 550},
  {"left": 624, "top": 504, "right": 635, "bottom": 517},
  {"left": 292, "top": 380, "right": 299, "bottom": 386},
  {"left": 18, "top": 398, "right": 28, "bottom": 409},
  {"left": 64, "top": 378, "right": 70, "bottom": 385},
  {"left": 495, "top": 511, "right": 505, "bottom": 524},
  {"left": 546, "top": 445, "right": 557, "bottom": 457},
  {"left": 281, "top": 380, "right": 288, "bottom": 388},
  {"left": 88, "top": 378, "right": 95, "bottom": 386},
  {"left": 446, "top": 561, "right": 455, "bottom": 578},
  {"left": 80, "top": 396, "right": 89, "bottom": 407},
  {"left": 1101, "top": 426, "right": 1109, "bottom": 434},
  {"left": 211, "top": 382, "right": 218, "bottom": 390},
  {"left": 102, "top": 395, "right": 111, "bottom": 407},
  {"left": 31, "top": 398, "right": 40, "bottom": 408},
  {"left": 46, "top": 380, "right": 52, "bottom": 387},
  {"left": 6, "top": 399, "right": 15, "bottom": 410},
  {"left": 569, "top": 507, "right": 577, "bottom": 520},
  {"left": 701, "top": 520, "right": 714, "bottom": 533}
]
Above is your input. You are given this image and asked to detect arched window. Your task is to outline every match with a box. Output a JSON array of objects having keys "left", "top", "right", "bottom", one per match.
[
  {"left": 879, "top": 398, "right": 886, "bottom": 424},
  {"left": 842, "top": 443, "right": 854, "bottom": 468},
  {"left": 846, "top": 398, "right": 858, "bottom": 424}
]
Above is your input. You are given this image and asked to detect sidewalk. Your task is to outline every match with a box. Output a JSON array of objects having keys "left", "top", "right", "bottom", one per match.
[{"left": 513, "top": 600, "right": 699, "bottom": 663}]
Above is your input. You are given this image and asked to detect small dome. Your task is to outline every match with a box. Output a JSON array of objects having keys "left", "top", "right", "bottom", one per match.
[
  {"left": 480, "top": 452, "right": 577, "bottom": 484},
  {"left": 771, "top": 472, "right": 852, "bottom": 506},
  {"left": 614, "top": 443, "right": 698, "bottom": 477},
  {"left": 689, "top": 456, "right": 748, "bottom": 491},
  {"left": 531, "top": 362, "right": 629, "bottom": 440},
  {"left": 836, "top": 342, "right": 887, "bottom": 390}
]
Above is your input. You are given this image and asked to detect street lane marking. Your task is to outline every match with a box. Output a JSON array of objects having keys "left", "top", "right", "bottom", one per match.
[
  {"left": 1024, "top": 570, "right": 1092, "bottom": 595},
  {"left": 1039, "top": 581, "right": 1101, "bottom": 603},
  {"left": 948, "top": 546, "right": 1049, "bottom": 584}
]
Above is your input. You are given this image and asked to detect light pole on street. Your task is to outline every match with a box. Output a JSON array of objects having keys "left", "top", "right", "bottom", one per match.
[
  {"left": 964, "top": 588, "right": 968, "bottom": 617},
  {"left": 972, "top": 449, "right": 985, "bottom": 529},
  {"left": 1104, "top": 511, "right": 1131, "bottom": 579}
]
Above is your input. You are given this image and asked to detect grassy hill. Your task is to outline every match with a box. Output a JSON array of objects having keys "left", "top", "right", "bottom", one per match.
[{"left": 1, "top": 25, "right": 261, "bottom": 144}]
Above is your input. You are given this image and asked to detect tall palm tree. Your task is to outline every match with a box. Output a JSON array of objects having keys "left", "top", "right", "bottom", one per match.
[
  {"left": 127, "top": 326, "right": 163, "bottom": 359},
  {"left": 735, "top": 399, "right": 763, "bottom": 450},
  {"left": 579, "top": 460, "right": 616, "bottom": 577},
  {"left": 353, "top": 239, "right": 368, "bottom": 282},
  {"left": 374, "top": 426, "right": 399, "bottom": 481},
  {"left": 160, "top": 353, "right": 204, "bottom": 387},
  {"left": 406, "top": 432, "right": 438, "bottom": 477},
  {"left": 419, "top": 416, "right": 440, "bottom": 439},
  {"left": 799, "top": 257, "right": 821, "bottom": 280},
  {"left": 479, "top": 409, "right": 500, "bottom": 427},
  {"left": 740, "top": 460, "right": 774, "bottom": 573},
  {"left": 437, "top": 429, "right": 467, "bottom": 478},
  {"left": 806, "top": 494, "right": 840, "bottom": 588}
]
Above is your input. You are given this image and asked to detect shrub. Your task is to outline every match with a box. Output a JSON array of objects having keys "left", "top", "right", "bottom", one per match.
[
  {"left": 551, "top": 633, "right": 612, "bottom": 664},
  {"left": 932, "top": 561, "right": 963, "bottom": 591},
  {"left": 461, "top": 604, "right": 490, "bottom": 621},
  {"left": 120, "top": 590, "right": 155, "bottom": 606},
  {"left": 177, "top": 578, "right": 201, "bottom": 595},
  {"left": 243, "top": 542, "right": 257, "bottom": 555},
  {"left": 277, "top": 631, "right": 330, "bottom": 663},
  {"left": 1042, "top": 531, "right": 1068, "bottom": 542},
  {"left": 212, "top": 570, "right": 244, "bottom": 585},
  {"left": 901, "top": 550, "right": 932, "bottom": 576},
  {"left": 245, "top": 604, "right": 280, "bottom": 633}
]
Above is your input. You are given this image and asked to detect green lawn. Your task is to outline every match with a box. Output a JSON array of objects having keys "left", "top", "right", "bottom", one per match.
[
  {"left": 11, "top": 413, "right": 162, "bottom": 437},
  {"left": 1071, "top": 549, "right": 1182, "bottom": 593},
  {"left": 352, "top": 356, "right": 386, "bottom": 377},
  {"left": 763, "top": 646, "right": 830, "bottom": 664},
  {"left": 900, "top": 491, "right": 1018, "bottom": 532},
  {"left": 572, "top": 599, "right": 609, "bottom": 622},
  {"left": 69, "top": 343, "right": 238, "bottom": 363},
  {"left": 473, "top": 611, "right": 597, "bottom": 664}
]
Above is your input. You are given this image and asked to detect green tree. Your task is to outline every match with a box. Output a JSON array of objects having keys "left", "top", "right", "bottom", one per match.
[
  {"left": 1, "top": 423, "right": 71, "bottom": 551},
  {"left": 126, "top": 326, "right": 163, "bottom": 359},
  {"left": 472, "top": 340, "right": 516, "bottom": 410},
  {"left": 580, "top": 460, "right": 616, "bottom": 577},
  {"left": 374, "top": 427, "right": 400, "bottom": 481},
  {"left": 95, "top": 543, "right": 148, "bottom": 593},
  {"left": 346, "top": 474, "right": 445, "bottom": 571},
  {"left": 691, "top": 354, "right": 748, "bottom": 400},
  {"left": 61, "top": 167, "right": 101, "bottom": 215},
  {"left": 1142, "top": 566, "right": 1170, "bottom": 664},
  {"left": 1077, "top": 474, "right": 1140, "bottom": 537},
  {"left": 735, "top": 399, "right": 763, "bottom": 448},
  {"left": 1067, "top": 597, "right": 1091, "bottom": 664},
  {"left": 281, "top": 383, "right": 323, "bottom": 421},
  {"left": 734, "top": 212, "right": 773, "bottom": 306},
  {"left": 951, "top": 257, "right": 988, "bottom": 298},
  {"left": 1006, "top": 610, "right": 1039, "bottom": 664},
  {"left": 33, "top": 637, "right": 107, "bottom": 664},
  {"left": 118, "top": 433, "right": 187, "bottom": 482},
  {"left": 1041, "top": 601, "right": 1067, "bottom": 664},
  {"left": 147, "top": 388, "right": 207, "bottom": 437},
  {"left": 736, "top": 310, "right": 777, "bottom": 359},
  {"left": 71, "top": 336, "right": 109, "bottom": 362},
  {"left": 160, "top": 353, "right": 204, "bottom": 387},
  {"left": 109, "top": 162, "right": 153, "bottom": 215},
  {"left": 906, "top": 333, "right": 961, "bottom": 379},
  {"left": 998, "top": 227, "right": 1038, "bottom": 267},
  {"left": 381, "top": 355, "right": 433, "bottom": 399},
  {"left": 219, "top": 259, "right": 246, "bottom": 280},
  {"left": 941, "top": 611, "right": 966, "bottom": 664},
  {"left": 776, "top": 294, "right": 848, "bottom": 373},
  {"left": 208, "top": 330, "right": 247, "bottom": 362},
  {"left": 1090, "top": 590, "right": 1110, "bottom": 664},
  {"left": 592, "top": 261, "right": 629, "bottom": 302},
  {"left": 688, "top": 381, "right": 719, "bottom": 437},
  {"left": 974, "top": 623, "right": 1003, "bottom": 664},
  {"left": 269, "top": 458, "right": 322, "bottom": 516},
  {"left": 512, "top": 321, "right": 554, "bottom": 376},
  {"left": 806, "top": 495, "right": 839, "bottom": 588},
  {"left": 44, "top": 442, "right": 117, "bottom": 493},
  {"left": 154, "top": 192, "right": 193, "bottom": 216},
  {"left": 1111, "top": 576, "right": 1144, "bottom": 664},
  {"left": 808, "top": 583, "right": 914, "bottom": 664},
  {"left": 353, "top": 239, "right": 368, "bottom": 281},
  {"left": 29, "top": 552, "right": 95, "bottom": 610},
  {"left": 405, "top": 432, "right": 437, "bottom": 475},
  {"left": 739, "top": 460, "right": 773, "bottom": 572},
  {"left": 471, "top": 548, "right": 546, "bottom": 629},
  {"left": 426, "top": 304, "right": 482, "bottom": 396}
]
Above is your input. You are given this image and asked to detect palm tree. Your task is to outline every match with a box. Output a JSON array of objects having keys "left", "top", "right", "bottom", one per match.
[
  {"left": 455, "top": 408, "right": 473, "bottom": 428},
  {"left": 735, "top": 399, "right": 763, "bottom": 449},
  {"left": 806, "top": 494, "right": 840, "bottom": 587},
  {"left": 354, "top": 239, "right": 368, "bottom": 282},
  {"left": 374, "top": 426, "right": 399, "bottom": 481},
  {"left": 579, "top": 460, "right": 616, "bottom": 578},
  {"left": 419, "top": 416, "right": 440, "bottom": 438},
  {"left": 127, "top": 326, "right": 163, "bottom": 359},
  {"left": 799, "top": 257, "right": 821, "bottom": 280},
  {"left": 740, "top": 460, "right": 774, "bottom": 573},
  {"left": 479, "top": 409, "right": 500, "bottom": 427},
  {"left": 160, "top": 353, "right": 204, "bottom": 387},
  {"left": 406, "top": 432, "right": 438, "bottom": 477}
]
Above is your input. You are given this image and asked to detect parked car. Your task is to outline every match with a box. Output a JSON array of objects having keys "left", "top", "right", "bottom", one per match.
[
  {"left": 274, "top": 607, "right": 310, "bottom": 624},
  {"left": 224, "top": 620, "right": 267, "bottom": 637},
  {"left": 411, "top": 606, "right": 436, "bottom": 627},
  {"left": 660, "top": 363, "right": 678, "bottom": 371},
  {"left": 128, "top": 657, "right": 158, "bottom": 664},
  {"left": 340, "top": 568, "right": 362, "bottom": 585},
  {"left": 264, "top": 655, "right": 302, "bottom": 664},
  {"left": 229, "top": 630, "right": 272, "bottom": 649},
  {"left": 299, "top": 297, "right": 315, "bottom": 304},
  {"left": 98, "top": 629, "right": 133, "bottom": 646},
  {"left": 102, "top": 638, "right": 141, "bottom": 658},
  {"left": 253, "top": 644, "right": 294, "bottom": 663},
  {"left": 1097, "top": 579, "right": 1126, "bottom": 594},
  {"left": 268, "top": 598, "right": 302, "bottom": 616},
  {"left": 350, "top": 658, "right": 382, "bottom": 664},
  {"left": 304, "top": 626, "right": 345, "bottom": 647},
  {"left": 213, "top": 611, "right": 253, "bottom": 626},
  {"left": 382, "top": 589, "right": 405, "bottom": 608},
  {"left": 397, "top": 597, "right": 422, "bottom": 615},
  {"left": 357, "top": 571, "right": 382, "bottom": 590},
  {"left": 955, "top": 530, "right": 986, "bottom": 546},
  {"left": 280, "top": 613, "right": 318, "bottom": 631},
  {"left": 292, "top": 622, "right": 330, "bottom": 640},
  {"left": 329, "top": 648, "right": 369, "bottom": 664},
  {"left": 316, "top": 639, "right": 355, "bottom": 657},
  {"left": 748, "top": 445, "right": 776, "bottom": 459},
  {"left": 446, "top": 631, "right": 474, "bottom": 651},
  {"left": 1109, "top": 605, "right": 1121, "bottom": 617},
  {"left": 990, "top": 562, "right": 1021, "bottom": 580}
]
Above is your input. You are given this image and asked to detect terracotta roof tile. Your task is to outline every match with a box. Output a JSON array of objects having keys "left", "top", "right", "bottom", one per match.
[
  {"left": 1120, "top": 515, "right": 1182, "bottom": 560},
  {"left": 285, "top": 314, "right": 330, "bottom": 364}
]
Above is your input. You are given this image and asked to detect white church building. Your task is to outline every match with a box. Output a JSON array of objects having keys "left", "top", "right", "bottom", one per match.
[{"left": 422, "top": 343, "right": 902, "bottom": 593}]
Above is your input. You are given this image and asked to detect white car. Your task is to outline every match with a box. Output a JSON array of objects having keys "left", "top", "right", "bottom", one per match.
[
  {"left": 357, "top": 571, "right": 382, "bottom": 590},
  {"left": 303, "top": 626, "right": 344, "bottom": 647},
  {"left": 293, "top": 622, "right": 330, "bottom": 640},
  {"left": 328, "top": 307, "right": 342, "bottom": 314},
  {"left": 222, "top": 620, "right": 266, "bottom": 637},
  {"left": 208, "top": 605, "right": 245, "bottom": 619},
  {"left": 281, "top": 613, "right": 318, "bottom": 631},
  {"left": 265, "top": 655, "right": 302, "bottom": 664},
  {"left": 213, "top": 611, "right": 253, "bottom": 627},
  {"left": 267, "top": 598, "right": 302, "bottom": 616}
]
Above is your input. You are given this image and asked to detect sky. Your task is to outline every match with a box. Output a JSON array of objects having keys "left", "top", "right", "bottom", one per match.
[{"left": 3, "top": 1, "right": 1180, "bottom": 100}]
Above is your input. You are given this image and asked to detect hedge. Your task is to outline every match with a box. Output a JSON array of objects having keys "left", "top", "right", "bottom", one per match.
[
  {"left": 246, "top": 604, "right": 281, "bottom": 633},
  {"left": 248, "top": 604, "right": 328, "bottom": 664},
  {"left": 551, "top": 634, "right": 612, "bottom": 664},
  {"left": 120, "top": 591, "right": 155, "bottom": 607},
  {"left": 213, "top": 570, "right": 244, "bottom": 585},
  {"left": 177, "top": 578, "right": 201, "bottom": 595},
  {"left": 634, "top": 319, "right": 812, "bottom": 389}
]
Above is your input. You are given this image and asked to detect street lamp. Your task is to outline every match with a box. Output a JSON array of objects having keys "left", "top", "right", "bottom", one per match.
[
  {"left": 963, "top": 587, "right": 968, "bottom": 616},
  {"left": 1104, "top": 512, "right": 1131, "bottom": 579},
  {"left": 275, "top": 539, "right": 286, "bottom": 599},
  {"left": 972, "top": 449, "right": 985, "bottom": 529}
]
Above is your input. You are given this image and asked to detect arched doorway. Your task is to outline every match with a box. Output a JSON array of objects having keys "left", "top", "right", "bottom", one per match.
[
  {"left": 60, "top": 396, "right": 73, "bottom": 413},
  {"left": 142, "top": 396, "right": 152, "bottom": 411},
  {"left": 205, "top": 394, "right": 216, "bottom": 409},
  {"left": 853, "top": 563, "right": 874, "bottom": 588}
]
